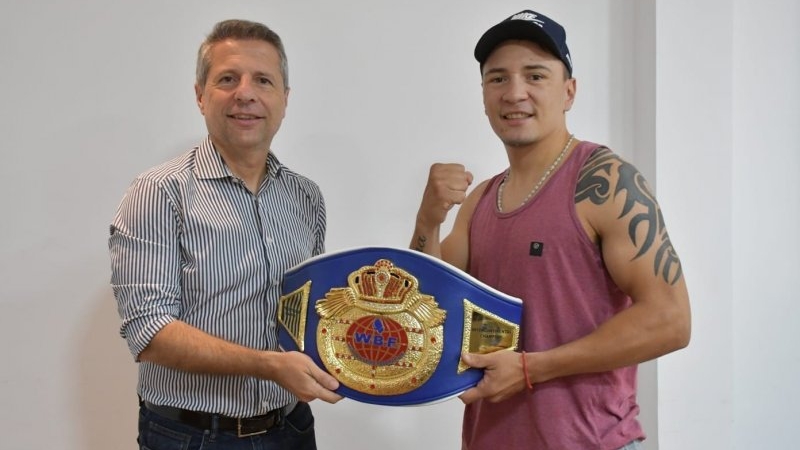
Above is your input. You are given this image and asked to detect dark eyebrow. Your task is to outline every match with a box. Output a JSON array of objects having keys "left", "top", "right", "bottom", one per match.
[
  {"left": 482, "top": 68, "right": 507, "bottom": 78},
  {"left": 482, "top": 64, "right": 553, "bottom": 78},
  {"left": 522, "top": 64, "right": 553, "bottom": 72}
]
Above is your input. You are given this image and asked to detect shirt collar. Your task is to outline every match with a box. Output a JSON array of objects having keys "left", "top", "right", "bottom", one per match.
[{"left": 195, "top": 136, "right": 283, "bottom": 181}]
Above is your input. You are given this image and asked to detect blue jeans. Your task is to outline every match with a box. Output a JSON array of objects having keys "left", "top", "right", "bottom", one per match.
[
  {"left": 619, "top": 439, "right": 643, "bottom": 450},
  {"left": 138, "top": 402, "right": 317, "bottom": 450}
]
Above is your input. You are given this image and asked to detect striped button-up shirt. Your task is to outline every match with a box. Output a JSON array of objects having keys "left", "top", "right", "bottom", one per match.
[{"left": 109, "top": 137, "right": 325, "bottom": 417}]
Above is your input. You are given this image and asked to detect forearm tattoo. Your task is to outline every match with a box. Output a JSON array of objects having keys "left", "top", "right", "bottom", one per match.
[
  {"left": 414, "top": 234, "right": 428, "bottom": 252},
  {"left": 576, "top": 148, "right": 683, "bottom": 285}
]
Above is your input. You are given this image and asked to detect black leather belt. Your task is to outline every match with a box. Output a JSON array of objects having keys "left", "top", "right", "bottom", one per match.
[{"left": 143, "top": 401, "right": 297, "bottom": 437}]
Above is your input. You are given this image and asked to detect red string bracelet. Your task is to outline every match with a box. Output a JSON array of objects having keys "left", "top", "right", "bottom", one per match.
[{"left": 521, "top": 351, "right": 533, "bottom": 390}]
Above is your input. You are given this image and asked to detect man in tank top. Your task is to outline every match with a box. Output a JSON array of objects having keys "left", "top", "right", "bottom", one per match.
[{"left": 409, "top": 9, "right": 691, "bottom": 450}]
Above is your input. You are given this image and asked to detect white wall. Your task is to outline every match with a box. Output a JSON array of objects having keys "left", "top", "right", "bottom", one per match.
[
  {"left": 731, "top": 0, "right": 800, "bottom": 448},
  {"left": 0, "top": 1, "right": 796, "bottom": 449},
  {"left": 654, "top": 1, "right": 735, "bottom": 448},
  {"left": 654, "top": 1, "right": 800, "bottom": 448}
]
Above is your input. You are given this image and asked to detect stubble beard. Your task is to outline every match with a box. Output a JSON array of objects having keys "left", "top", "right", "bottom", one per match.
[{"left": 501, "top": 136, "right": 537, "bottom": 148}]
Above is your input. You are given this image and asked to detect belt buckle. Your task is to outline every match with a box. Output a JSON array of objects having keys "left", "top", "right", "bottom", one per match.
[{"left": 236, "top": 418, "right": 268, "bottom": 438}]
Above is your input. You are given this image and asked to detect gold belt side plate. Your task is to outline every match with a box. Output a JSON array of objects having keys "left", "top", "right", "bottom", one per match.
[
  {"left": 278, "top": 281, "right": 312, "bottom": 352},
  {"left": 459, "top": 299, "right": 520, "bottom": 373}
]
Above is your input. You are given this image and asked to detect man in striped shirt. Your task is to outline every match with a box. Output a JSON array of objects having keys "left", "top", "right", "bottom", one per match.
[{"left": 109, "top": 19, "right": 342, "bottom": 450}]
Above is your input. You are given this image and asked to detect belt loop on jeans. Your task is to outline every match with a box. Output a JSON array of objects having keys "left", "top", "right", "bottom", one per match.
[{"left": 211, "top": 415, "right": 220, "bottom": 435}]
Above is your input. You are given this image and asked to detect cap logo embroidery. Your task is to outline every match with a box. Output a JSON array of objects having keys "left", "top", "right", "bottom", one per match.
[{"left": 511, "top": 12, "right": 545, "bottom": 27}]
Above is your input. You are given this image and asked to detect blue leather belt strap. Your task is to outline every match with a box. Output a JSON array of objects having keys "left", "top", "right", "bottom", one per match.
[{"left": 279, "top": 247, "right": 522, "bottom": 406}]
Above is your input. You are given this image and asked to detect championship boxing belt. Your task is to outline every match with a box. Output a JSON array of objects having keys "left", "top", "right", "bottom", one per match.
[{"left": 278, "top": 247, "right": 522, "bottom": 406}]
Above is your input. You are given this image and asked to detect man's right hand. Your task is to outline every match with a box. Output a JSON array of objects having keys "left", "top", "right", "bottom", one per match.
[
  {"left": 139, "top": 322, "right": 344, "bottom": 404},
  {"left": 266, "top": 351, "right": 343, "bottom": 404},
  {"left": 417, "top": 163, "right": 474, "bottom": 227}
]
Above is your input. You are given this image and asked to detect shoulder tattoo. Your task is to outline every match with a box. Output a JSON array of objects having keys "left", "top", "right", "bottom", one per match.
[{"left": 576, "top": 148, "right": 683, "bottom": 285}]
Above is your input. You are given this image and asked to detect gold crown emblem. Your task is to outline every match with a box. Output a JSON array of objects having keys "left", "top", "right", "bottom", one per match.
[{"left": 348, "top": 259, "right": 417, "bottom": 305}]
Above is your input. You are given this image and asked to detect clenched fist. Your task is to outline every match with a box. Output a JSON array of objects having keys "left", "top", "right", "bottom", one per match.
[{"left": 417, "top": 163, "right": 474, "bottom": 227}]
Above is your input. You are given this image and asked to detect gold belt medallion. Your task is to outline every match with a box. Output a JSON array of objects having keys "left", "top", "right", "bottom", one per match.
[{"left": 314, "top": 259, "right": 446, "bottom": 396}]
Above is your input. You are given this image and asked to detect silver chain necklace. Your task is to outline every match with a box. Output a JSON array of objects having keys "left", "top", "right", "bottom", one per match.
[{"left": 497, "top": 134, "right": 574, "bottom": 212}]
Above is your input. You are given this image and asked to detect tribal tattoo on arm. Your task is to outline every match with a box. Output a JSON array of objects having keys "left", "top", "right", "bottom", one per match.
[{"left": 575, "top": 148, "right": 683, "bottom": 285}]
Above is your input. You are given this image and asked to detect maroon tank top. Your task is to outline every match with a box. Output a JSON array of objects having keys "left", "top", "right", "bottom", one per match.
[{"left": 463, "top": 141, "right": 644, "bottom": 450}]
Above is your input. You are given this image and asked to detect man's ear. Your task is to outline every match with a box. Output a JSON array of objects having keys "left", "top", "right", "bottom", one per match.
[
  {"left": 195, "top": 83, "right": 205, "bottom": 115},
  {"left": 564, "top": 77, "right": 576, "bottom": 112}
]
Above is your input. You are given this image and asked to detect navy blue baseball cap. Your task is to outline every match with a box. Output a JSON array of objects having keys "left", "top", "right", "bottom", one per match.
[{"left": 474, "top": 10, "right": 573, "bottom": 76}]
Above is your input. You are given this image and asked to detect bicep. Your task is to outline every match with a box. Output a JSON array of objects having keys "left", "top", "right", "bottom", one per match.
[
  {"left": 578, "top": 150, "right": 685, "bottom": 299},
  {"left": 110, "top": 178, "right": 182, "bottom": 285},
  {"left": 594, "top": 166, "right": 692, "bottom": 348}
]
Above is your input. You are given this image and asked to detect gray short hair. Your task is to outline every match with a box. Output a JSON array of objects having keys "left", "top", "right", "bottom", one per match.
[{"left": 196, "top": 19, "right": 289, "bottom": 89}]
